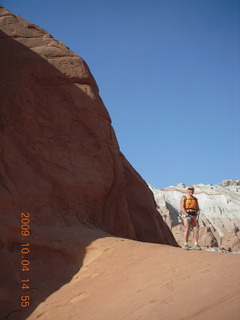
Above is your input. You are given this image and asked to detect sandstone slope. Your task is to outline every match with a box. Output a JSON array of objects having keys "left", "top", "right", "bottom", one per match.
[
  {"left": 26, "top": 233, "right": 240, "bottom": 320},
  {"left": 151, "top": 180, "right": 240, "bottom": 252},
  {"left": 0, "top": 6, "right": 177, "bottom": 319},
  {"left": 0, "top": 6, "right": 176, "bottom": 244}
]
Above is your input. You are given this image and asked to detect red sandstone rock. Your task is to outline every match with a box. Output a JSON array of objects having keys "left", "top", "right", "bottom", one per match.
[{"left": 0, "top": 7, "right": 177, "bottom": 319}]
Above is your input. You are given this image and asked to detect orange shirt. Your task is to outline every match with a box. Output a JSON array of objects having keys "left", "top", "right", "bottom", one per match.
[{"left": 184, "top": 195, "right": 198, "bottom": 211}]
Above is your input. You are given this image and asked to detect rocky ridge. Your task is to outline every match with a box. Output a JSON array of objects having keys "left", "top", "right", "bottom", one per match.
[{"left": 150, "top": 180, "right": 240, "bottom": 252}]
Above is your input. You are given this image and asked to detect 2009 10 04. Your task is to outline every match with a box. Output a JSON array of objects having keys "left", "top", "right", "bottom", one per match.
[{"left": 20, "top": 212, "right": 31, "bottom": 308}]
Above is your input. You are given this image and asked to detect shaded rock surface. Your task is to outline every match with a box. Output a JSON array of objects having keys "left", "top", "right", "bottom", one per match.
[
  {"left": 0, "top": 7, "right": 177, "bottom": 319},
  {"left": 151, "top": 180, "right": 240, "bottom": 252}
]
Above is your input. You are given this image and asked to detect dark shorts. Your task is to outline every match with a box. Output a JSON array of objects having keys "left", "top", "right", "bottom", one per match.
[
  {"left": 186, "top": 210, "right": 197, "bottom": 216},
  {"left": 186, "top": 211, "right": 198, "bottom": 223}
]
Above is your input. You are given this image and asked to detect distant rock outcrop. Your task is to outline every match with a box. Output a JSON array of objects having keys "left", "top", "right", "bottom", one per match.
[
  {"left": 150, "top": 180, "right": 240, "bottom": 252},
  {"left": 0, "top": 7, "right": 177, "bottom": 319}
]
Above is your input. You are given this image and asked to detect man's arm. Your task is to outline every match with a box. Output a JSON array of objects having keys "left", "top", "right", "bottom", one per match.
[
  {"left": 196, "top": 198, "right": 200, "bottom": 216},
  {"left": 180, "top": 196, "right": 188, "bottom": 215}
]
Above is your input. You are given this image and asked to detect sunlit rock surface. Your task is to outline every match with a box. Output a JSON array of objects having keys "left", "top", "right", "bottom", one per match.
[{"left": 150, "top": 180, "right": 240, "bottom": 252}]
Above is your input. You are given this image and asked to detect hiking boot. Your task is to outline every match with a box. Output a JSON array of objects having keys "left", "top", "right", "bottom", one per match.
[
  {"left": 193, "top": 244, "right": 201, "bottom": 250},
  {"left": 183, "top": 244, "right": 189, "bottom": 250}
]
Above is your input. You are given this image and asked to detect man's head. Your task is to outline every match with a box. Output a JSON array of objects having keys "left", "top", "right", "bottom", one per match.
[{"left": 187, "top": 186, "right": 195, "bottom": 195}]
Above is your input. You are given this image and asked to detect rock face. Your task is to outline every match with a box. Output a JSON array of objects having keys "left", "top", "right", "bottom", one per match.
[
  {"left": 0, "top": 7, "right": 177, "bottom": 320},
  {"left": 151, "top": 180, "right": 240, "bottom": 252}
]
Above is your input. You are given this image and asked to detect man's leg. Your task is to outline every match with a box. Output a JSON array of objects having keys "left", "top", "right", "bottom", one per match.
[
  {"left": 192, "top": 220, "right": 201, "bottom": 249},
  {"left": 183, "top": 218, "right": 190, "bottom": 249}
]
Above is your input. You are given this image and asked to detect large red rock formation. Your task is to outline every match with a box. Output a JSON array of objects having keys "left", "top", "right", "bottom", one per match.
[{"left": 0, "top": 7, "right": 177, "bottom": 319}]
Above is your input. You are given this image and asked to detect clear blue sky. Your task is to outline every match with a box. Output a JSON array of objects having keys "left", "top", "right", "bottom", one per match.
[{"left": 2, "top": 0, "right": 240, "bottom": 189}]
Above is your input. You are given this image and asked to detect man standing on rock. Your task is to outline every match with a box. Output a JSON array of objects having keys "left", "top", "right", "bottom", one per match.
[{"left": 180, "top": 186, "right": 201, "bottom": 250}]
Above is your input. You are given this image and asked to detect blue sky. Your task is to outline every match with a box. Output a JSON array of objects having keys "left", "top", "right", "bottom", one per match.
[{"left": 2, "top": 0, "right": 240, "bottom": 189}]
